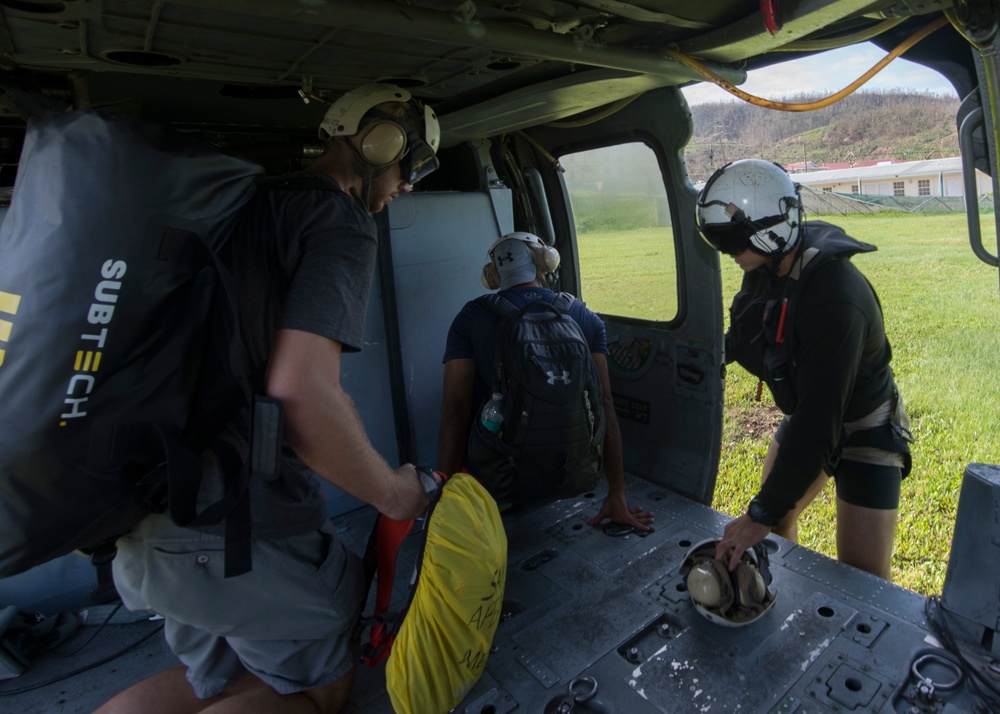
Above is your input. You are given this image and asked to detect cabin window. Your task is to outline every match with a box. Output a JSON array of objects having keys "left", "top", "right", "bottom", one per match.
[
  {"left": 918, "top": 179, "right": 931, "bottom": 196},
  {"left": 893, "top": 181, "right": 905, "bottom": 196},
  {"left": 561, "top": 143, "right": 678, "bottom": 321},
  {"left": 822, "top": 186, "right": 833, "bottom": 192}
]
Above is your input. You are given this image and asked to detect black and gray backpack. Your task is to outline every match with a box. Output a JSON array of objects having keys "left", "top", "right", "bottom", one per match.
[
  {"left": 466, "top": 293, "right": 605, "bottom": 503},
  {"left": 0, "top": 110, "right": 269, "bottom": 581}
]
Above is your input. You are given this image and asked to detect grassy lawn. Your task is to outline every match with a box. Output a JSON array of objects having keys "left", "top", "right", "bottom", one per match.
[{"left": 581, "top": 212, "right": 1000, "bottom": 595}]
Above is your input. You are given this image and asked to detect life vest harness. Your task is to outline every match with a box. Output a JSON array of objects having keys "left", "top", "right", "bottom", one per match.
[{"left": 731, "top": 222, "right": 911, "bottom": 475}]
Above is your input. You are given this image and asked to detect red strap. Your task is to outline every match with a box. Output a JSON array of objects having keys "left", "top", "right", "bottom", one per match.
[
  {"left": 362, "top": 516, "right": 411, "bottom": 666},
  {"left": 363, "top": 469, "right": 449, "bottom": 665},
  {"left": 775, "top": 298, "right": 789, "bottom": 344},
  {"left": 363, "top": 623, "right": 395, "bottom": 667},
  {"left": 373, "top": 516, "right": 413, "bottom": 616},
  {"left": 760, "top": 0, "right": 782, "bottom": 35}
]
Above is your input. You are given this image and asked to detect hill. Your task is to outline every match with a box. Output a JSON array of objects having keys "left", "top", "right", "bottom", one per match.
[{"left": 686, "top": 90, "right": 961, "bottom": 181}]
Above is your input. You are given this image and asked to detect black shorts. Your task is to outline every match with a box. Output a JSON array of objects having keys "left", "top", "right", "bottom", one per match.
[
  {"left": 774, "top": 418, "right": 902, "bottom": 510},
  {"left": 831, "top": 458, "right": 902, "bottom": 510}
]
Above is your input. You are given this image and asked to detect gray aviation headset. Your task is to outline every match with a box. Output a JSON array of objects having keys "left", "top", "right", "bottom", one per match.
[
  {"left": 679, "top": 538, "right": 776, "bottom": 627},
  {"left": 318, "top": 83, "right": 441, "bottom": 186},
  {"left": 480, "top": 232, "right": 561, "bottom": 290}
]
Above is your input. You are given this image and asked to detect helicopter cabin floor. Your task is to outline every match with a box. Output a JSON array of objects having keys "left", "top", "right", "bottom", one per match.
[{"left": 0, "top": 474, "right": 987, "bottom": 714}]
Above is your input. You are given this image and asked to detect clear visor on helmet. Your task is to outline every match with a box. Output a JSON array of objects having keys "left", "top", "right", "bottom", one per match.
[{"left": 400, "top": 135, "right": 439, "bottom": 185}]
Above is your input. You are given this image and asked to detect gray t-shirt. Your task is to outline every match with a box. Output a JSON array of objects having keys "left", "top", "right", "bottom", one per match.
[{"left": 200, "top": 172, "right": 377, "bottom": 538}]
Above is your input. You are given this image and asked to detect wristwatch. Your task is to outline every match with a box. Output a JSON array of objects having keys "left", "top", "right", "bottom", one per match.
[{"left": 747, "top": 497, "right": 780, "bottom": 527}]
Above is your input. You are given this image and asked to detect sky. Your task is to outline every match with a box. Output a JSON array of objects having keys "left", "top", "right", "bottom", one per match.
[{"left": 680, "top": 42, "right": 958, "bottom": 106}]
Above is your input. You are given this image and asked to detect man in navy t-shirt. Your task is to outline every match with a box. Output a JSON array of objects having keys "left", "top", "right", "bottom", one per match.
[{"left": 438, "top": 232, "right": 653, "bottom": 530}]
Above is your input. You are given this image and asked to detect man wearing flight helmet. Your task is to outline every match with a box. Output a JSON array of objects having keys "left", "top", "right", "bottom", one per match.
[
  {"left": 98, "top": 84, "right": 440, "bottom": 714},
  {"left": 317, "top": 83, "right": 441, "bottom": 211},
  {"left": 695, "top": 159, "right": 912, "bottom": 583}
]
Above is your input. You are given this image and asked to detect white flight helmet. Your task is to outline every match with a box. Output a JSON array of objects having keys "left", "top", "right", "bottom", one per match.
[
  {"left": 679, "top": 538, "right": 776, "bottom": 628},
  {"left": 696, "top": 159, "right": 802, "bottom": 258},
  {"left": 318, "top": 83, "right": 441, "bottom": 185}
]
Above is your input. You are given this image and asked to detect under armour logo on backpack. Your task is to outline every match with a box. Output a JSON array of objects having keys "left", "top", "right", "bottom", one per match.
[
  {"left": 546, "top": 370, "right": 571, "bottom": 385},
  {"left": 495, "top": 250, "right": 514, "bottom": 266}
]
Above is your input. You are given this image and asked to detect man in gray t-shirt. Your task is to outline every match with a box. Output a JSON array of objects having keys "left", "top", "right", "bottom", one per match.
[{"left": 99, "top": 84, "right": 441, "bottom": 714}]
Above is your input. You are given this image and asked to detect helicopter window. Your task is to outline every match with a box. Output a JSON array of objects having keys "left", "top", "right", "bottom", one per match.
[{"left": 562, "top": 142, "right": 678, "bottom": 321}]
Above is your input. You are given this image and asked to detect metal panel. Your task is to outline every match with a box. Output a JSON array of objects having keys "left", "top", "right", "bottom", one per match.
[{"left": 387, "top": 189, "right": 513, "bottom": 468}]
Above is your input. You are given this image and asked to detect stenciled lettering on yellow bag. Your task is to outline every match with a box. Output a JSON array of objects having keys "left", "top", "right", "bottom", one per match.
[
  {"left": 61, "top": 259, "right": 127, "bottom": 425},
  {"left": 457, "top": 564, "right": 506, "bottom": 693}
]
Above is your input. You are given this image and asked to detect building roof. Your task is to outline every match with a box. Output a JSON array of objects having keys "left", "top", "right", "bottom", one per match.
[{"left": 791, "top": 156, "right": 963, "bottom": 185}]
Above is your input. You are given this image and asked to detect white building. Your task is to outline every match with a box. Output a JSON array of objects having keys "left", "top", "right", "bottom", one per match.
[{"left": 790, "top": 157, "right": 990, "bottom": 198}]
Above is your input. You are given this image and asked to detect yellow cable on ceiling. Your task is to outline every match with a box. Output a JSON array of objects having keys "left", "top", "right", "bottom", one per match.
[{"left": 662, "top": 15, "right": 949, "bottom": 112}]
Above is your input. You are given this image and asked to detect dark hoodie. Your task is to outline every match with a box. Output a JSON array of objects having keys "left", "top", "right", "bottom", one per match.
[{"left": 725, "top": 220, "right": 895, "bottom": 521}]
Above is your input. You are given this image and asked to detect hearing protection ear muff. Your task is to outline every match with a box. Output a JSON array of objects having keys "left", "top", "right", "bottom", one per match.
[
  {"left": 679, "top": 538, "right": 776, "bottom": 628},
  {"left": 354, "top": 119, "right": 408, "bottom": 168},
  {"left": 480, "top": 232, "right": 560, "bottom": 290},
  {"left": 533, "top": 243, "right": 561, "bottom": 273},
  {"left": 481, "top": 261, "right": 500, "bottom": 290}
]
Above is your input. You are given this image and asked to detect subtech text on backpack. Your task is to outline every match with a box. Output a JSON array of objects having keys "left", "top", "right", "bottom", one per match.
[
  {"left": 466, "top": 293, "right": 605, "bottom": 503},
  {"left": 358, "top": 470, "right": 507, "bottom": 714},
  {"left": 0, "top": 110, "right": 267, "bottom": 579}
]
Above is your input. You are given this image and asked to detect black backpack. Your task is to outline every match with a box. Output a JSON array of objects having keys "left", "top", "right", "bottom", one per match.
[
  {"left": 0, "top": 110, "right": 270, "bottom": 580},
  {"left": 466, "top": 293, "right": 605, "bottom": 502}
]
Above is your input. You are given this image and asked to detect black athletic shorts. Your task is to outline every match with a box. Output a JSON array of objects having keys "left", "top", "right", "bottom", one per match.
[
  {"left": 831, "top": 458, "right": 902, "bottom": 510},
  {"left": 774, "top": 418, "right": 902, "bottom": 510}
]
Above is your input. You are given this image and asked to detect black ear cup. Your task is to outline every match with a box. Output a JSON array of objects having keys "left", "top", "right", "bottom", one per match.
[{"left": 357, "top": 120, "right": 407, "bottom": 167}]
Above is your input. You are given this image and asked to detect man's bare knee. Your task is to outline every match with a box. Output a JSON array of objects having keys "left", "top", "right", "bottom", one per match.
[{"left": 300, "top": 668, "right": 355, "bottom": 714}]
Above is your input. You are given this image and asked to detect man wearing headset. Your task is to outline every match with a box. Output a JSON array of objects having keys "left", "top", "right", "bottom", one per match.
[
  {"left": 98, "top": 84, "right": 440, "bottom": 714},
  {"left": 437, "top": 232, "right": 654, "bottom": 531},
  {"left": 696, "top": 159, "right": 912, "bottom": 583}
]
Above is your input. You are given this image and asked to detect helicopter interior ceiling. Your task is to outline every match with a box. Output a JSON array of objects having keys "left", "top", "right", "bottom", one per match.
[{"left": 0, "top": 0, "right": 968, "bottom": 144}]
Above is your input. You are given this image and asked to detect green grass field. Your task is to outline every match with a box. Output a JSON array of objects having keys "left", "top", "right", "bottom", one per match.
[{"left": 578, "top": 212, "right": 999, "bottom": 595}]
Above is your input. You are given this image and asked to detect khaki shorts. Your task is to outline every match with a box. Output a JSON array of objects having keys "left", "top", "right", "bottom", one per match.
[{"left": 113, "top": 512, "right": 364, "bottom": 699}]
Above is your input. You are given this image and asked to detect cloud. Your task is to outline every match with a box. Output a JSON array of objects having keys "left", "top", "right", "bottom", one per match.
[{"left": 682, "top": 42, "right": 959, "bottom": 106}]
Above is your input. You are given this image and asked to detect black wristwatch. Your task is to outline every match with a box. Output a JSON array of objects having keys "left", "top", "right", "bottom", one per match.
[{"left": 747, "top": 497, "right": 780, "bottom": 527}]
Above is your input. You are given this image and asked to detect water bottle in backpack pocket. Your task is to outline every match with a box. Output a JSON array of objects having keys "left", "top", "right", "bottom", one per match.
[{"left": 480, "top": 392, "right": 504, "bottom": 435}]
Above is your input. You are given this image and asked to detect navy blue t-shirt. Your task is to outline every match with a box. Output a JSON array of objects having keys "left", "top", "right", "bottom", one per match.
[{"left": 443, "top": 286, "right": 607, "bottom": 412}]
